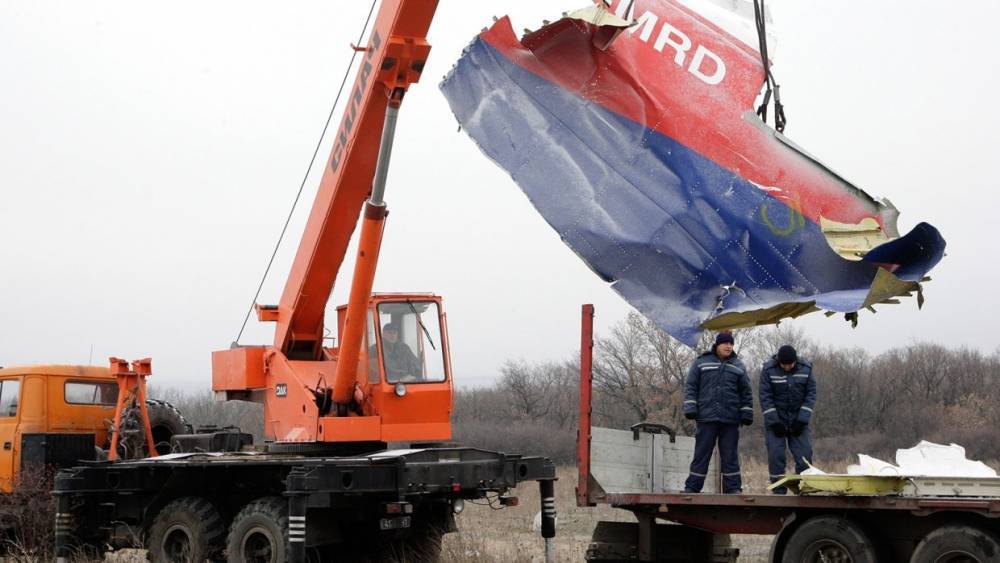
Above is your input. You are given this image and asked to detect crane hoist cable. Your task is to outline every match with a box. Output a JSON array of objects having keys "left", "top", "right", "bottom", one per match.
[
  {"left": 753, "top": 0, "right": 786, "bottom": 133},
  {"left": 235, "top": 0, "right": 379, "bottom": 344}
]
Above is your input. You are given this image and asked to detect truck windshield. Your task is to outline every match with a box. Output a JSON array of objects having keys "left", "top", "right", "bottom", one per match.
[
  {"left": 65, "top": 381, "right": 118, "bottom": 405},
  {"left": 376, "top": 301, "right": 446, "bottom": 384}
]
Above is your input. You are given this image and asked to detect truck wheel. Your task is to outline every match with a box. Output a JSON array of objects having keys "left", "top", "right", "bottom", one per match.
[
  {"left": 146, "top": 399, "right": 190, "bottom": 455},
  {"left": 910, "top": 525, "right": 1000, "bottom": 563},
  {"left": 781, "top": 516, "right": 877, "bottom": 563},
  {"left": 148, "top": 497, "right": 226, "bottom": 562},
  {"left": 226, "top": 496, "right": 289, "bottom": 563}
]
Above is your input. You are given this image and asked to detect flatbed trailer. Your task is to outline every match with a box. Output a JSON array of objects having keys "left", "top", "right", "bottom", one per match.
[
  {"left": 54, "top": 442, "right": 555, "bottom": 561},
  {"left": 576, "top": 305, "right": 1000, "bottom": 563}
]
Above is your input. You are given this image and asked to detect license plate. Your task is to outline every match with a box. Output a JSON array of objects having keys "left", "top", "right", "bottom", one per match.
[{"left": 379, "top": 516, "right": 411, "bottom": 531}]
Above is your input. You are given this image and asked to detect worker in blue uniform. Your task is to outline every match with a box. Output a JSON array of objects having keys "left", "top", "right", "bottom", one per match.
[
  {"left": 759, "top": 345, "right": 817, "bottom": 494},
  {"left": 683, "top": 332, "right": 754, "bottom": 494}
]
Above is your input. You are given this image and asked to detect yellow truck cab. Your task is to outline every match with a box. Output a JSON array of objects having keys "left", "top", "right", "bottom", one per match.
[{"left": 0, "top": 365, "right": 117, "bottom": 492}]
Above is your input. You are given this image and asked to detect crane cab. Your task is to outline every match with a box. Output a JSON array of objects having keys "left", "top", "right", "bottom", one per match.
[
  {"left": 212, "top": 293, "right": 454, "bottom": 445},
  {"left": 328, "top": 293, "right": 453, "bottom": 443}
]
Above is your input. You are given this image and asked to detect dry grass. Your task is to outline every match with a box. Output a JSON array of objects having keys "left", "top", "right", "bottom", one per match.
[
  {"left": 442, "top": 459, "right": 872, "bottom": 562},
  {"left": 441, "top": 464, "right": 788, "bottom": 562},
  {"left": 441, "top": 466, "right": 629, "bottom": 562},
  {"left": 0, "top": 469, "right": 57, "bottom": 562}
]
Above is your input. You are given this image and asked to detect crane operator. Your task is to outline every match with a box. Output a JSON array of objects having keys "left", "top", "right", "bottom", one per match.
[{"left": 377, "top": 321, "right": 421, "bottom": 381}]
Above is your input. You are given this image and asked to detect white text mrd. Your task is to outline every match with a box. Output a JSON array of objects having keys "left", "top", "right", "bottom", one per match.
[{"left": 616, "top": 6, "right": 727, "bottom": 86}]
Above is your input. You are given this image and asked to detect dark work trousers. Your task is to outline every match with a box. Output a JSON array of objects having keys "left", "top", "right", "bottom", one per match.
[
  {"left": 684, "top": 421, "right": 742, "bottom": 493},
  {"left": 766, "top": 425, "right": 813, "bottom": 494}
]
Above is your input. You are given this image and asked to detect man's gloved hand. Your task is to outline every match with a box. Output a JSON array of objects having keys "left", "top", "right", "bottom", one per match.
[
  {"left": 769, "top": 422, "right": 787, "bottom": 437},
  {"left": 684, "top": 412, "right": 697, "bottom": 420},
  {"left": 791, "top": 421, "right": 807, "bottom": 436},
  {"left": 740, "top": 417, "right": 752, "bottom": 426}
]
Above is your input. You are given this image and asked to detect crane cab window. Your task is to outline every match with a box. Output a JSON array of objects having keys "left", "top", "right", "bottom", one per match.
[
  {"left": 0, "top": 379, "right": 20, "bottom": 417},
  {"left": 65, "top": 381, "right": 118, "bottom": 405},
  {"left": 376, "top": 301, "right": 446, "bottom": 384}
]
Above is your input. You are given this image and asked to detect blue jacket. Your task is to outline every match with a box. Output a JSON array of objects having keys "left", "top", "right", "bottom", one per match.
[
  {"left": 683, "top": 349, "right": 753, "bottom": 425},
  {"left": 759, "top": 357, "right": 817, "bottom": 426}
]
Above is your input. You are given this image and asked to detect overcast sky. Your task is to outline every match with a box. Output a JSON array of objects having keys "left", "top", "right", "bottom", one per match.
[{"left": 2, "top": 1, "right": 998, "bottom": 391}]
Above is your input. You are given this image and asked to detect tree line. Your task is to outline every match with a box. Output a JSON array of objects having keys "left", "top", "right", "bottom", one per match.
[{"left": 453, "top": 312, "right": 1000, "bottom": 465}]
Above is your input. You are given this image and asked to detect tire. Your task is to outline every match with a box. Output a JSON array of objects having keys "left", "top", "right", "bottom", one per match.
[
  {"left": 148, "top": 497, "right": 226, "bottom": 563},
  {"left": 781, "top": 516, "right": 877, "bottom": 563},
  {"left": 910, "top": 525, "right": 1000, "bottom": 563},
  {"left": 146, "top": 399, "right": 190, "bottom": 455},
  {"left": 226, "top": 496, "right": 289, "bottom": 563}
]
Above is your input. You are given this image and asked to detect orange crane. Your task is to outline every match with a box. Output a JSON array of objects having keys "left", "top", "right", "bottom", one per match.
[
  {"left": 52, "top": 2, "right": 555, "bottom": 561},
  {"left": 212, "top": 0, "right": 451, "bottom": 447}
]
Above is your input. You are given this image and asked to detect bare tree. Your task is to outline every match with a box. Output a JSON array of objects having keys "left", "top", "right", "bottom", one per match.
[
  {"left": 592, "top": 312, "right": 658, "bottom": 423},
  {"left": 543, "top": 360, "right": 579, "bottom": 429},
  {"left": 498, "top": 360, "right": 550, "bottom": 421},
  {"left": 744, "top": 324, "right": 817, "bottom": 368},
  {"left": 589, "top": 313, "right": 766, "bottom": 430},
  {"left": 811, "top": 347, "right": 870, "bottom": 436},
  {"left": 902, "top": 342, "right": 953, "bottom": 401},
  {"left": 864, "top": 350, "right": 908, "bottom": 431}
]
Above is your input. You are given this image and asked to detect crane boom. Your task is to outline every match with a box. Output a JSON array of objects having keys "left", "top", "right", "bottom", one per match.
[
  {"left": 214, "top": 0, "right": 450, "bottom": 445},
  {"left": 272, "top": 0, "right": 437, "bottom": 360}
]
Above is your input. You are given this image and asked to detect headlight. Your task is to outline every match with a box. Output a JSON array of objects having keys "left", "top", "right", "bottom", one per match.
[
  {"left": 452, "top": 498, "right": 465, "bottom": 514},
  {"left": 394, "top": 383, "right": 407, "bottom": 397}
]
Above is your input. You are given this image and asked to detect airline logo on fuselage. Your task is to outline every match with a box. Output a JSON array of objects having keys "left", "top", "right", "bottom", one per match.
[{"left": 615, "top": 3, "right": 727, "bottom": 86}]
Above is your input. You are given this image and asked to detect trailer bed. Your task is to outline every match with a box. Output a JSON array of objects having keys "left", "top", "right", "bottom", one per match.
[
  {"left": 575, "top": 304, "right": 1000, "bottom": 562},
  {"left": 600, "top": 491, "right": 1000, "bottom": 535}
]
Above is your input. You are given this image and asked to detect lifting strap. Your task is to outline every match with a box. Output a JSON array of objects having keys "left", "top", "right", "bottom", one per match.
[{"left": 753, "top": 0, "right": 787, "bottom": 133}]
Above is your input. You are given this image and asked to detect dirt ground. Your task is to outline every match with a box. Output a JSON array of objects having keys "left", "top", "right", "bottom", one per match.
[{"left": 440, "top": 465, "right": 774, "bottom": 562}]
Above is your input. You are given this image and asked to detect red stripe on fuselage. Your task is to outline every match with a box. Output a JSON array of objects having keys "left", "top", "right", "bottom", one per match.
[{"left": 479, "top": 2, "right": 880, "bottom": 227}]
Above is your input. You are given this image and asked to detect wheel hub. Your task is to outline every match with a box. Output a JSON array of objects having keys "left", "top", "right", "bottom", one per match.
[
  {"left": 804, "top": 538, "right": 853, "bottom": 563},
  {"left": 242, "top": 525, "right": 279, "bottom": 563},
  {"left": 162, "top": 524, "right": 193, "bottom": 562}
]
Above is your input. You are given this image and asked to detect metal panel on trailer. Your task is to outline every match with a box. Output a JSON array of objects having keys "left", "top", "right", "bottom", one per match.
[
  {"left": 658, "top": 434, "right": 719, "bottom": 493},
  {"left": 904, "top": 476, "right": 1000, "bottom": 497},
  {"left": 591, "top": 427, "right": 719, "bottom": 494}
]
